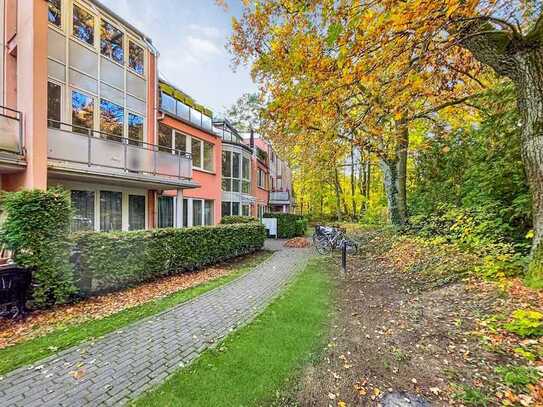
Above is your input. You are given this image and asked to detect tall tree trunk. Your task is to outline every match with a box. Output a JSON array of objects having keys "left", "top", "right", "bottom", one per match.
[
  {"left": 459, "top": 26, "right": 543, "bottom": 282},
  {"left": 379, "top": 158, "right": 405, "bottom": 226},
  {"left": 351, "top": 145, "right": 357, "bottom": 220},
  {"left": 396, "top": 120, "right": 409, "bottom": 223},
  {"left": 334, "top": 168, "right": 343, "bottom": 221}
]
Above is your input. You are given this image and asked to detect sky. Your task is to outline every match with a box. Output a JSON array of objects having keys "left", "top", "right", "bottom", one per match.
[{"left": 99, "top": 0, "right": 256, "bottom": 116}]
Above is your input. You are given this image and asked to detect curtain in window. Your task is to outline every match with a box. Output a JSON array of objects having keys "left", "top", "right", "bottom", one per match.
[
  {"left": 221, "top": 201, "right": 231, "bottom": 217},
  {"left": 71, "top": 190, "right": 95, "bottom": 232},
  {"left": 158, "top": 196, "right": 174, "bottom": 228},
  {"left": 232, "top": 202, "right": 240, "bottom": 216},
  {"left": 193, "top": 200, "right": 203, "bottom": 226},
  {"left": 100, "top": 191, "right": 122, "bottom": 232},
  {"left": 129, "top": 195, "right": 146, "bottom": 231}
]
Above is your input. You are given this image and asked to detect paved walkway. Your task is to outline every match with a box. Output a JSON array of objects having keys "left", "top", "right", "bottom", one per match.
[{"left": 0, "top": 241, "right": 312, "bottom": 406}]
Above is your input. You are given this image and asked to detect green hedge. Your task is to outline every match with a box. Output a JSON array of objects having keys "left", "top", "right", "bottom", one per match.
[
  {"left": 220, "top": 216, "right": 260, "bottom": 224},
  {"left": 263, "top": 213, "right": 307, "bottom": 238},
  {"left": 0, "top": 188, "right": 75, "bottom": 306},
  {"left": 73, "top": 223, "right": 266, "bottom": 294}
]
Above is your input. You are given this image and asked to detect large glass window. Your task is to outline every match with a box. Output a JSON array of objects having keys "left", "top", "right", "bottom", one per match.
[
  {"left": 204, "top": 142, "right": 214, "bottom": 171},
  {"left": 221, "top": 201, "right": 231, "bottom": 217},
  {"left": 192, "top": 138, "right": 202, "bottom": 168},
  {"left": 48, "top": 0, "right": 62, "bottom": 27},
  {"left": 71, "top": 190, "right": 95, "bottom": 232},
  {"left": 158, "top": 196, "right": 174, "bottom": 228},
  {"left": 192, "top": 200, "right": 203, "bottom": 226},
  {"left": 222, "top": 151, "right": 231, "bottom": 177},
  {"left": 100, "top": 191, "right": 122, "bottom": 232},
  {"left": 232, "top": 152, "right": 240, "bottom": 178},
  {"left": 129, "top": 41, "right": 144, "bottom": 75},
  {"left": 72, "top": 90, "right": 94, "bottom": 134},
  {"left": 232, "top": 202, "right": 240, "bottom": 216},
  {"left": 73, "top": 4, "right": 94, "bottom": 46},
  {"left": 242, "top": 156, "right": 250, "bottom": 193},
  {"left": 183, "top": 198, "right": 188, "bottom": 227},
  {"left": 101, "top": 20, "right": 124, "bottom": 64},
  {"left": 158, "top": 123, "right": 173, "bottom": 153},
  {"left": 100, "top": 99, "right": 124, "bottom": 140},
  {"left": 174, "top": 131, "right": 186, "bottom": 153},
  {"left": 48, "top": 82, "right": 61, "bottom": 129},
  {"left": 242, "top": 205, "right": 250, "bottom": 216},
  {"left": 128, "top": 113, "right": 144, "bottom": 146},
  {"left": 204, "top": 200, "right": 214, "bottom": 225},
  {"left": 128, "top": 195, "right": 146, "bottom": 231}
]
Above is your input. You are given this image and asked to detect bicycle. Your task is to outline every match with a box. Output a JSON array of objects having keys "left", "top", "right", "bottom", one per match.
[{"left": 312, "top": 225, "right": 359, "bottom": 255}]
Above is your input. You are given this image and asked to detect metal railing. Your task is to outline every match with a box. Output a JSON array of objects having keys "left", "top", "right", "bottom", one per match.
[
  {"left": 47, "top": 121, "right": 192, "bottom": 180},
  {"left": 0, "top": 106, "right": 23, "bottom": 155},
  {"left": 270, "top": 191, "right": 290, "bottom": 203}
]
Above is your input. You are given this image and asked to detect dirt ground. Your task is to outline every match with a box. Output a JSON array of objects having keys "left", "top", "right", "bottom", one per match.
[{"left": 285, "top": 228, "right": 543, "bottom": 406}]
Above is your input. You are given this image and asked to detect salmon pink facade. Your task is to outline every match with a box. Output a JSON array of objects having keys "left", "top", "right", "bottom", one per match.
[{"left": 0, "top": 0, "right": 294, "bottom": 232}]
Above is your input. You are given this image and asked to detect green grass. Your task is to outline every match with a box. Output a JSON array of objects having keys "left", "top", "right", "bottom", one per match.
[
  {"left": 0, "top": 251, "right": 273, "bottom": 376},
  {"left": 134, "top": 256, "right": 334, "bottom": 407}
]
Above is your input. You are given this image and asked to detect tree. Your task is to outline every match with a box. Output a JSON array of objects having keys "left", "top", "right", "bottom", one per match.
[{"left": 224, "top": 93, "right": 263, "bottom": 133}]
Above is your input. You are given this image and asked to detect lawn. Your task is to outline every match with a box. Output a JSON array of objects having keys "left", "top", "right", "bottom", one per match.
[
  {"left": 134, "top": 256, "right": 334, "bottom": 407},
  {"left": 0, "top": 251, "right": 273, "bottom": 376}
]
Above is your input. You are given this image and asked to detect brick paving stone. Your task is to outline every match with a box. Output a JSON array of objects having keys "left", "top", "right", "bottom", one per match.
[{"left": 0, "top": 241, "right": 312, "bottom": 406}]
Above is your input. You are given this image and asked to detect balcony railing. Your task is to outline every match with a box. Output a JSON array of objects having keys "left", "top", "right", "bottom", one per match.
[
  {"left": 48, "top": 121, "right": 192, "bottom": 181},
  {"left": 0, "top": 106, "right": 23, "bottom": 155},
  {"left": 270, "top": 191, "right": 291, "bottom": 203}
]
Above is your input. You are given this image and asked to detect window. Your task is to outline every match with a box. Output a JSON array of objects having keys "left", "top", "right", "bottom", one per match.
[
  {"left": 242, "top": 156, "right": 250, "bottom": 194},
  {"left": 100, "top": 99, "right": 124, "bottom": 140},
  {"left": 158, "top": 123, "right": 173, "bottom": 153},
  {"left": 204, "top": 200, "right": 214, "bottom": 225},
  {"left": 129, "top": 195, "right": 146, "bottom": 231},
  {"left": 257, "top": 169, "right": 266, "bottom": 189},
  {"left": 242, "top": 205, "right": 250, "bottom": 216},
  {"left": 48, "top": 82, "right": 61, "bottom": 129},
  {"left": 204, "top": 142, "right": 214, "bottom": 171},
  {"left": 158, "top": 196, "right": 174, "bottom": 228},
  {"left": 192, "top": 138, "right": 202, "bottom": 168},
  {"left": 192, "top": 200, "right": 203, "bottom": 226},
  {"left": 222, "top": 151, "right": 231, "bottom": 177},
  {"left": 73, "top": 4, "right": 94, "bottom": 46},
  {"left": 101, "top": 20, "right": 124, "bottom": 64},
  {"left": 71, "top": 190, "right": 95, "bottom": 232},
  {"left": 100, "top": 191, "right": 122, "bottom": 232},
  {"left": 232, "top": 202, "right": 240, "bottom": 216},
  {"left": 175, "top": 131, "right": 186, "bottom": 153},
  {"left": 128, "top": 113, "right": 144, "bottom": 145},
  {"left": 48, "top": 0, "right": 61, "bottom": 27},
  {"left": 232, "top": 152, "right": 240, "bottom": 178},
  {"left": 182, "top": 198, "right": 188, "bottom": 227},
  {"left": 221, "top": 201, "right": 231, "bottom": 217},
  {"left": 222, "top": 178, "right": 231, "bottom": 192},
  {"left": 72, "top": 90, "right": 94, "bottom": 134},
  {"left": 129, "top": 41, "right": 144, "bottom": 75}
]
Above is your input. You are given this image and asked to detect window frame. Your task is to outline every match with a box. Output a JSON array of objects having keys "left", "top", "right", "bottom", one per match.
[
  {"left": 99, "top": 97, "right": 125, "bottom": 140},
  {"left": 128, "top": 39, "right": 145, "bottom": 76},
  {"left": 48, "top": 0, "right": 63, "bottom": 28},
  {"left": 47, "top": 80, "right": 63, "bottom": 129},
  {"left": 100, "top": 17, "right": 125, "bottom": 65},
  {"left": 71, "top": 88, "right": 96, "bottom": 135},
  {"left": 72, "top": 2, "right": 96, "bottom": 48}
]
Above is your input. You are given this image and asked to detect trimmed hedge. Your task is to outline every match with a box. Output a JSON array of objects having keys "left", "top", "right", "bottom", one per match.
[
  {"left": 0, "top": 188, "right": 75, "bottom": 306},
  {"left": 73, "top": 223, "right": 266, "bottom": 294},
  {"left": 220, "top": 216, "right": 259, "bottom": 225},
  {"left": 263, "top": 213, "right": 307, "bottom": 239}
]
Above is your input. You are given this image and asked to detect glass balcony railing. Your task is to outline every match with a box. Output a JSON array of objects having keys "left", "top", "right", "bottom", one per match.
[
  {"left": 270, "top": 191, "right": 291, "bottom": 203},
  {"left": 47, "top": 121, "right": 192, "bottom": 181},
  {"left": 160, "top": 92, "right": 213, "bottom": 132},
  {"left": 0, "top": 106, "right": 23, "bottom": 155}
]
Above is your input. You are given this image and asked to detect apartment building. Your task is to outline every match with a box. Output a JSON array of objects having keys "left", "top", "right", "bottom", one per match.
[{"left": 0, "top": 0, "right": 293, "bottom": 232}]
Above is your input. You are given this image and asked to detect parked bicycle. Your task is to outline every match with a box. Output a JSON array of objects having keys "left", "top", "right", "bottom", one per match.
[{"left": 312, "top": 225, "right": 359, "bottom": 255}]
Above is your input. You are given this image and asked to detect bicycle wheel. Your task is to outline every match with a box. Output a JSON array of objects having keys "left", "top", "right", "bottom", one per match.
[{"left": 314, "top": 235, "right": 332, "bottom": 255}]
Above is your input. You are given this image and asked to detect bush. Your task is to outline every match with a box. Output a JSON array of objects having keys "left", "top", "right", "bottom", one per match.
[
  {"left": 220, "top": 216, "right": 259, "bottom": 224},
  {"left": 0, "top": 188, "right": 75, "bottom": 307},
  {"left": 263, "top": 213, "right": 307, "bottom": 238},
  {"left": 73, "top": 223, "right": 266, "bottom": 294},
  {"left": 504, "top": 309, "right": 543, "bottom": 337}
]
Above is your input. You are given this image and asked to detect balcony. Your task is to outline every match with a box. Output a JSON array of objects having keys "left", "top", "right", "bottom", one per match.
[
  {"left": 269, "top": 191, "right": 291, "bottom": 205},
  {"left": 47, "top": 122, "right": 198, "bottom": 189},
  {"left": 0, "top": 107, "right": 25, "bottom": 172}
]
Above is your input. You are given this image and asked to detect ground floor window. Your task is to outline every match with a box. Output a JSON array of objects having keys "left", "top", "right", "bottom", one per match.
[
  {"left": 183, "top": 198, "right": 188, "bottom": 227},
  {"left": 158, "top": 196, "right": 174, "bottom": 228},
  {"left": 100, "top": 191, "right": 122, "bottom": 232},
  {"left": 242, "top": 204, "right": 250, "bottom": 216},
  {"left": 221, "top": 201, "right": 231, "bottom": 217},
  {"left": 71, "top": 190, "right": 95, "bottom": 232},
  {"left": 204, "top": 200, "right": 214, "bottom": 225},
  {"left": 192, "top": 200, "right": 203, "bottom": 226},
  {"left": 184, "top": 198, "right": 214, "bottom": 227},
  {"left": 258, "top": 204, "right": 266, "bottom": 220},
  {"left": 129, "top": 195, "right": 146, "bottom": 231}
]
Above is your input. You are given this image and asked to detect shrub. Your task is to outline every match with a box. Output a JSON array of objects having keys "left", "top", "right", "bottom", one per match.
[
  {"left": 73, "top": 223, "right": 266, "bottom": 294},
  {"left": 495, "top": 365, "right": 541, "bottom": 391},
  {"left": 220, "top": 216, "right": 259, "bottom": 225},
  {"left": 0, "top": 188, "right": 75, "bottom": 306},
  {"left": 263, "top": 213, "right": 307, "bottom": 238},
  {"left": 504, "top": 309, "right": 543, "bottom": 337}
]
